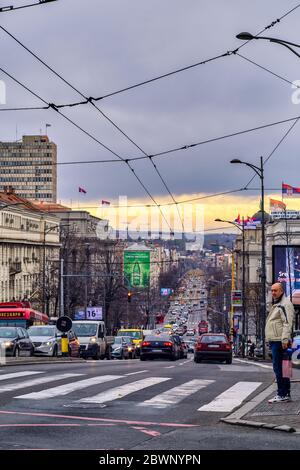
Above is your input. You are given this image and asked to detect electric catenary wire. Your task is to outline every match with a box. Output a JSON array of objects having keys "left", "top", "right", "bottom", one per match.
[
  {"left": 0, "top": 0, "right": 57, "bottom": 13},
  {"left": 0, "top": 4, "right": 298, "bottom": 109},
  {"left": 0, "top": 25, "right": 185, "bottom": 232},
  {"left": 0, "top": 66, "right": 174, "bottom": 233}
]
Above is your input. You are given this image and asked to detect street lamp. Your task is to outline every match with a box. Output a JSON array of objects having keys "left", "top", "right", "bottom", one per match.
[
  {"left": 215, "top": 217, "right": 246, "bottom": 357},
  {"left": 236, "top": 32, "right": 300, "bottom": 59},
  {"left": 230, "top": 157, "right": 266, "bottom": 359}
]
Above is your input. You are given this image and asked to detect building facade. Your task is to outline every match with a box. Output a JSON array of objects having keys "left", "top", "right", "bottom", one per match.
[
  {"left": 0, "top": 190, "right": 60, "bottom": 311},
  {"left": 0, "top": 135, "right": 57, "bottom": 202}
]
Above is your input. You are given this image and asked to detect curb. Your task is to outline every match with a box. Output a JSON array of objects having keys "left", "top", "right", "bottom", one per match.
[
  {"left": 221, "top": 418, "right": 296, "bottom": 433},
  {"left": 1, "top": 358, "right": 86, "bottom": 367}
]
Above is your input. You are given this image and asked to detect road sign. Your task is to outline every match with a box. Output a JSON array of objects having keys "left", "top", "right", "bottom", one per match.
[
  {"left": 231, "top": 290, "right": 243, "bottom": 307},
  {"left": 56, "top": 316, "right": 72, "bottom": 333}
]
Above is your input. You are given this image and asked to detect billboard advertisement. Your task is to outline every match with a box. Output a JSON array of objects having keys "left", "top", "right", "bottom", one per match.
[
  {"left": 160, "top": 288, "right": 174, "bottom": 296},
  {"left": 124, "top": 251, "right": 150, "bottom": 288},
  {"left": 273, "top": 245, "right": 300, "bottom": 305}
]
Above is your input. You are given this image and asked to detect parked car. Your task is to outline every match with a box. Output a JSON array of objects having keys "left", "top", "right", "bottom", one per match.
[
  {"left": 194, "top": 333, "right": 232, "bottom": 364},
  {"left": 140, "top": 334, "right": 180, "bottom": 361},
  {"left": 0, "top": 326, "right": 34, "bottom": 357}
]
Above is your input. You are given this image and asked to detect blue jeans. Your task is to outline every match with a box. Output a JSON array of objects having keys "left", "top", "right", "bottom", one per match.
[{"left": 270, "top": 341, "right": 290, "bottom": 397}]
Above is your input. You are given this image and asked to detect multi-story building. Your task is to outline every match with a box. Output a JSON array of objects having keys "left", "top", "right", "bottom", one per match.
[
  {"left": 0, "top": 188, "right": 60, "bottom": 311},
  {"left": 0, "top": 135, "right": 57, "bottom": 202}
]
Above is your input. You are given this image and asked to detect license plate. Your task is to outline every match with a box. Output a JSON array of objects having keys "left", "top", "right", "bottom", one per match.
[
  {"left": 208, "top": 345, "right": 220, "bottom": 348},
  {"left": 152, "top": 349, "right": 162, "bottom": 352}
]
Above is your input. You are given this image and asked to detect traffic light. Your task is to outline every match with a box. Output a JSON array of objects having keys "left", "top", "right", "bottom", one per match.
[{"left": 127, "top": 291, "right": 132, "bottom": 303}]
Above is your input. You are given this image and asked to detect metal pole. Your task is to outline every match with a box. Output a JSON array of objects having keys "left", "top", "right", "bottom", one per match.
[
  {"left": 60, "top": 258, "right": 64, "bottom": 318},
  {"left": 260, "top": 156, "right": 266, "bottom": 359},
  {"left": 242, "top": 217, "right": 246, "bottom": 357},
  {"left": 42, "top": 223, "right": 46, "bottom": 313}
]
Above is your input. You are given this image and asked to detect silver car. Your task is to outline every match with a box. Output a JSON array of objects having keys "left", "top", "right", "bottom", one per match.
[{"left": 28, "top": 325, "right": 61, "bottom": 356}]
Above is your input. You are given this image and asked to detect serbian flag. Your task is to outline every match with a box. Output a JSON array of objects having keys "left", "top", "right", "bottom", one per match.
[
  {"left": 282, "top": 183, "right": 300, "bottom": 197},
  {"left": 234, "top": 214, "right": 241, "bottom": 224},
  {"left": 269, "top": 198, "right": 286, "bottom": 211},
  {"left": 102, "top": 200, "right": 110, "bottom": 206},
  {"left": 79, "top": 187, "right": 87, "bottom": 194}
]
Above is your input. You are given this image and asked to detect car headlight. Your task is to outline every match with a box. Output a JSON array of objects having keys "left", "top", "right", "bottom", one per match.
[
  {"left": 128, "top": 347, "right": 132, "bottom": 352},
  {"left": 90, "top": 337, "right": 97, "bottom": 343},
  {"left": 43, "top": 341, "right": 54, "bottom": 347},
  {"left": 113, "top": 347, "right": 121, "bottom": 352},
  {"left": 135, "top": 344, "right": 140, "bottom": 348},
  {"left": 4, "top": 341, "right": 13, "bottom": 348}
]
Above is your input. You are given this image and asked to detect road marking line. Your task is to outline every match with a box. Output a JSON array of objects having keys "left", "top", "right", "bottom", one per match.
[
  {"left": 198, "top": 381, "right": 262, "bottom": 412},
  {"left": 0, "top": 410, "right": 199, "bottom": 428},
  {"left": 140, "top": 379, "right": 215, "bottom": 408},
  {"left": 78, "top": 377, "right": 170, "bottom": 404},
  {"left": 0, "top": 373, "right": 83, "bottom": 393},
  {"left": 124, "top": 370, "right": 148, "bottom": 376},
  {"left": 15, "top": 375, "right": 123, "bottom": 400},
  {"left": 0, "top": 371, "right": 43, "bottom": 381},
  {"left": 164, "top": 366, "right": 175, "bottom": 369},
  {"left": 233, "top": 358, "right": 273, "bottom": 370}
]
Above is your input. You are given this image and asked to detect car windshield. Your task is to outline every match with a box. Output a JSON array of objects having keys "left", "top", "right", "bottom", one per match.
[
  {"left": 28, "top": 326, "right": 56, "bottom": 337},
  {"left": 72, "top": 324, "right": 97, "bottom": 337},
  {"left": 201, "top": 335, "right": 227, "bottom": 343},
  {"left": 114, "top": 337, "right": 123, "bottom": 344},
  {"left": 0, "top": 328, "right": 17, "bottom": 338},
  {"left": 118, "top": 331, "right": 142, "bottom": 339}
]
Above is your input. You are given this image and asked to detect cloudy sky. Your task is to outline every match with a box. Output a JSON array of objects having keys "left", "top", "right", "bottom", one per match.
[{"left": 1, "top": 0, "right": 300, "bottom": 231}]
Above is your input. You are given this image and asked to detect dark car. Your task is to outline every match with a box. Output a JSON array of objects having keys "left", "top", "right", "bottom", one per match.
[
  {"left": 140, "top": 334, "right": 180, "bottom": 361},
  {"left": 172, "top": 334, "right": 188, "bottom": 359},
  {"left": 0, "top": 326, "right": 34, "bottom": 357},
  {"left": 194, "top": 333, "right": 232, "bottom": 364}
]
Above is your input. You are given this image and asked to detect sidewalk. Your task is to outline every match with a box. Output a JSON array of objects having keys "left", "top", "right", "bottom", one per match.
[{"left": 222, "top": 358, "right": 300, "bottom": 433}]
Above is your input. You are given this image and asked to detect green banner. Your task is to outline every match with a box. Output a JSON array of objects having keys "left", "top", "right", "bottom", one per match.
[{"left": 124, "top": 251, "right": 150, "bottom": 288}]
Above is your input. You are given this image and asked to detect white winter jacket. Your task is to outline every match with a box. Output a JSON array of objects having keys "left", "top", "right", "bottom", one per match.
[{"left": 265, "top": 294, "right": 295, "bottom": 344}]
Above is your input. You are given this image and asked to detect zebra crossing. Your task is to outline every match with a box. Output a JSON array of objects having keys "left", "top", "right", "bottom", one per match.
[{"left": 0, "top": 369, "right": 262, "bottom": 414}]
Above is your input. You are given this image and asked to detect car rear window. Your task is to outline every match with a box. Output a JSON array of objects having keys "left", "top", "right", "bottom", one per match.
[
  {"left": 144, "top": 335, "right": 170, "bottom": 341},
  {"left": 201, "top": 335, "right": 227, "bottom": 343}
]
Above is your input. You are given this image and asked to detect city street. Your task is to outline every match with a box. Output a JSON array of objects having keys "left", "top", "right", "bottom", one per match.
[{"left": 0, "top": 357, "right": 299, "bottom": 450}]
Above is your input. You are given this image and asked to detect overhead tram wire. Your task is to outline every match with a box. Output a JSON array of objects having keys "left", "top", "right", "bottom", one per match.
[
  {"left": 0, "top": 4, "right": 298, "bottom": 110},
  {"left": 0, "top": 66, "right": 174, "bottom": 233},
  {"left": 0, "top": 25, "right": 185, "bottom": 233},
  {"left": 0, "top": 0, "right": 58, "bottom": 13}
]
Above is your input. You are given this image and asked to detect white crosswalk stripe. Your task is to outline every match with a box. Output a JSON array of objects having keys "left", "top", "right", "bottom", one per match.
[
  {"left": 78, "top": 377, "right": 171, "bottom": 404},
  {"left": 197, "top": 381, "right": 262, "bottom": 412},
  {"left": 0, "top": 371, "right": 43, "bottom": 381},
  {"left": 15, "top": 375, "right": 123, "bottom": 400},
  {"left": 0, "top": 373, "right": 83, "bottom": 393},
  {"left": 140, "top": 379, "right": 215, "bottom": 408}
]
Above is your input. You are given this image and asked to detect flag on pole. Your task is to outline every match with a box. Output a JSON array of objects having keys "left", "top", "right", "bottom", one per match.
[
  {"left": 102, "top": 200, "right": 110, "bottom": 206},
  {"left": 269, "top": 198, "right": 286, "bottom": 211},
  {"left": 282, "top": 183, "right": 300, "bottom": 197},
  {"left": 79, "top": 187, "right": 87, "bottom": 194},
  {"left": 46, "top": 124, "right": 51, "bottom": 128},
  {"left": 234, "top": 214, "right": 241, "bottom": 224}
]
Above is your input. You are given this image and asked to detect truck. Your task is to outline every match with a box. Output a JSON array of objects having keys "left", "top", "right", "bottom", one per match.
[{"left": 72, "top": 320, "right": 114, "bottom": 360}]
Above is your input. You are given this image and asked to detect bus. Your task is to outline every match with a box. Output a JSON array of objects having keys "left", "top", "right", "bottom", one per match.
[{"left": 0, "top": 301, "right": 49, "bottom": 329}]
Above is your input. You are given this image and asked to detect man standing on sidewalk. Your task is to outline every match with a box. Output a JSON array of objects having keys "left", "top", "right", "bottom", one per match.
[{"left": 265, "top": 283, "right": 295, "bottom": 403}]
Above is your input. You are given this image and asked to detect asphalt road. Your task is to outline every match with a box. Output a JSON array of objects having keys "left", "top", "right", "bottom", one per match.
[{"left": 0, "top": 356, "right": 299, "bottom": 450}]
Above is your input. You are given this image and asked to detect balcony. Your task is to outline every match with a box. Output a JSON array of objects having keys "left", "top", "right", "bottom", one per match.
[{"left": 9, "top": 261, "right": 22, "bottom": 276}]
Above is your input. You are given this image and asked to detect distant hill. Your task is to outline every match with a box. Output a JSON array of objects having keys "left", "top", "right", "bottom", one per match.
[{"left": 204, "top": 233, "right": 236, "bottom": 249}]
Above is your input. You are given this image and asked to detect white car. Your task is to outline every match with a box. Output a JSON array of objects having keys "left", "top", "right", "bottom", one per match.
[{"left": 28, "top": 325, "right": 61, "bottom": 356}]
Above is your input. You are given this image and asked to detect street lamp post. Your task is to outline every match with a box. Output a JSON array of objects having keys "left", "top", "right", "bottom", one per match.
[
  {"left": 215, "top": 217, "right": 246, "bottom": 357},
  {"left": 236, "top": 32, "right": 300, "bottom": 59},
  {"left": 230, "top": 157, "right": 266, "bottom": 359}
]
